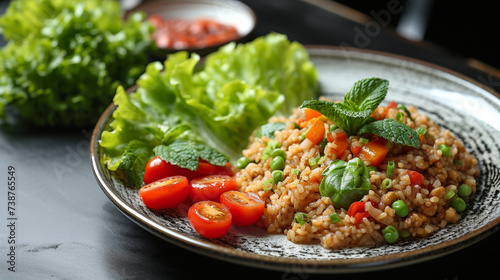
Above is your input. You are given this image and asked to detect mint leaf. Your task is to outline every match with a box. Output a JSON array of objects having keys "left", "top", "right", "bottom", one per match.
[
  {"left": 255, "top": 122, "right": 288, "bottom": 138},
  {"left": 359, "top": 118, "right": 420, "bottom": 148},
  {"left": 119, "top": 140, "right": 155, "bottom": 188},
  {"left": 154, "top": 140, "right": 229, "bottom": 171},
  {"left": 300, "top": 100, "right": 372, "bottom": 136},
  {"left": 344, "top": 78, "right": 389, "bottom": 112}
]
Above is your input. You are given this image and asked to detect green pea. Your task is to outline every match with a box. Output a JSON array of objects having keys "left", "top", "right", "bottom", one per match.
[
  {"left": 272, "top": 170, "right": 284, "bottom": 184},
  {"left": 458, "top": 184, "right": 472, "bottom": 197},
  {"left": 270, "top": 156, "right": 285, "bottom": 171},
  {"left": 438, "top": 144, "right": 451, "bottom": 157},
  {"left": 382, "top": 225, "right": 399, "bottom": 244},
  {"left": 236, "top": 157, "right": 251, "bottom": 169},
  {"left": 391, "top": 200, "right": 409, "bottom": 217},
  {"left": 271, "top": 149, "right": 287, "bottom": 159},
  {"left": 450, "top": 197, "right": 466, "bottom": 213}
]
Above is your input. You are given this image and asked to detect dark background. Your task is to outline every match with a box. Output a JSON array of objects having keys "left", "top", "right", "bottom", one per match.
[{"left": 334, "top": 0, "right": 500, "bottom": 70}]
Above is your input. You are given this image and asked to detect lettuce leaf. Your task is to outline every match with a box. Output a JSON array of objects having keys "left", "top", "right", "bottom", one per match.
[
  {"left": 100, "top": 33, "right": 319, "bottom": 186},
  {"left": 0, "top": 0, "right": 153, "bottom": 127}
]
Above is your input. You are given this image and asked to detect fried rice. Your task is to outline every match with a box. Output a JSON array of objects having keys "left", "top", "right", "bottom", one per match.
[{"left": 235, "top": 103, "right": 480, "bottom": 249}]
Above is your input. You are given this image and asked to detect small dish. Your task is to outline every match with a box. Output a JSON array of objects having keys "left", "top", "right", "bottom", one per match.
[{"left": 129, "top": 0, "right": 257, "bottom": 58}]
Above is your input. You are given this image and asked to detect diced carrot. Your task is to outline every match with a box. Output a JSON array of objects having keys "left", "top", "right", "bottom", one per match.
[
  {"left": 419, "top": 134, "right": 425, "bottom": 145},
  {"left": 358, "top": 140, "right": 389, "bottom": 166},
  {"left": 304, "top": 108, "right": 322, "bottom": 121},
  {"left": 350, "top": 145, "right": 362, "bottom": 156},
  {"left": 330, "top": 131, "right": 348, "bottom": 156},
  {"left": 305, "top": 118, "right": 325, "bottom": 145},
  {"left": 347, "top": 201, "right": 366, "bottom": 216}
]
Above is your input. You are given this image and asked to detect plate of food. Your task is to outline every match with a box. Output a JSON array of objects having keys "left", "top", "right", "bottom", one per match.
[{"left": 90, "top": 33, "right": 500, "bottom": 273}]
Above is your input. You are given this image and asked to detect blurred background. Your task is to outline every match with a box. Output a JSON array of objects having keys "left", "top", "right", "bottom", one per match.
[
  {"left": 2, "top": 0, "right": 498, "bottom": 72},
  {"left": 332, "top": 0, "right": 500, "bottom": 71}
]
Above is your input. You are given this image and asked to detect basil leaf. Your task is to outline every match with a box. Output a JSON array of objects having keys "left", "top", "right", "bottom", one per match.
[
  {"left": 255, "top": 122, "right": 288, "bottom": 138},
  {"left": 319, "top": 158, "right": 371, "bottom": 209},
  {"left": 321, "top": 159, "right": 347, "bottom": 176},
  {"left": 344, "top": 78, "right": 389, "bottom": 112},
  {"left": 359, "top": 118, "right": 420, "bottom": 148},
  {"left": 154, "top": 140, "right": 229, "bottom": 171}
]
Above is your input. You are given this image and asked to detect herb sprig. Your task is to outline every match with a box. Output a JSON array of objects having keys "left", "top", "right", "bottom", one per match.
[{"left": 300, "top": 77, "right": 420, "bottom": 148}]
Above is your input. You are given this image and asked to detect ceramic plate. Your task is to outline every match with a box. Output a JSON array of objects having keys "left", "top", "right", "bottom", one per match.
[{"left": 90, "top": 46, "right": 500, "bottom": 273}]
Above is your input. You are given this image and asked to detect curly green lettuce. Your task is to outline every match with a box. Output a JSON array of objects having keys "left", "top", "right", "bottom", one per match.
[
  {"left": 0, "top": 0, "right": 154, "bottom": 127},
  {"left": 100, "top": 33, "right": 319, "bottom": 187}
]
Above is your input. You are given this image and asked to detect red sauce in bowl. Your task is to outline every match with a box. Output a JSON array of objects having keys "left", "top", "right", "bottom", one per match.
[{"left": 149, "top": 15, "right": 240, "bottom": 49}]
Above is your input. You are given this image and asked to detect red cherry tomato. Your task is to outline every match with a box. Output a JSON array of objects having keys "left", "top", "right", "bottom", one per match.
[
  {"left": 138, "top": 176, "right": 189, "bottom": 210},
  {"left": 220, "top": 191, "right": 265, "bottom": 226},
  {"left": 189, "top": 175, "right": 238, "bottom": 203},
  {"left": 143, "top": 156, "right": 234, "bottom": 185},
  {"left": 188, "top": 201, "right": 232, "bottom": 239}
]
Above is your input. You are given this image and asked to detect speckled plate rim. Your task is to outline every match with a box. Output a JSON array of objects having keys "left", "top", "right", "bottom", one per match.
[{"left": 90, "top": 46, "right": 500, "bottom": 273}]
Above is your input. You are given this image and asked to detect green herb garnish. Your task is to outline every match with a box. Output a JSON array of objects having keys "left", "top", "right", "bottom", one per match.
[
  {"left": 319, "top": 158, "right": 371, "bottom": 209},
  {"left": 301, "top": 77, "right": 420, "bottom": 149}
]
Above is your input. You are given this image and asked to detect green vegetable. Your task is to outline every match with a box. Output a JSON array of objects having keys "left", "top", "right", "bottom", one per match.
[
  {"left": 382, "top": 225, "right": 399, "bottom": 243},
  {"left": 445, "top": 190, "right": 456, "bottom": 200},
  {"left": 416, "top": 127, "right": 427, "bottom": 135},
  {"left": 294, "top": 212, "right": 309, "bottom": 225},
  {"left": 382, "top": 178, "right": 392, "bottom": 189},
  {"left": 271, "top": 149, "right": 287, "bottom": 159},
  {"left": 255, "top": 122, "right": 288, "bottom": 138},
  {"left": 236, "top": 157, "right": 251, "bottom": 169},
  {"left": 359, "top": 137, "right": 369, "bottom": 144},
  {"left": 396, "top": 111, "right": 405, "bottom": 123},
  {"left": 358, "top": 119, "right": 420, "bottom": 149},
  {"left": 450, "top": 197, "right": 466, "bottom": 213},
  {"left": 438, "top": 144, "right": 452, "bottom": 157},
  {"left": 262, "top": 179, "right": 273, "bottom": 191},
  {"left": 291, "top": 169, "right": 300, "bottom": 175},
  {"left": 386, "top": 161, "right": 395, "bottom": 178},
  {"left": 458, "top": 184, "right": 472, "bottom": 197},
  {"left": 100, "top": 34, "right": 318, "bottom": 186},
  {"left": 272, "top": 170, "right": 284, "bottom": 184},
  {"left": 329, "top": 213, "right": 342, "bottom": 224},
  {"left": 397, "top": 104, "right": 413, "bottom": 121},
  {"left": 391, "top": 200, "right": 409, "bottom": 217},
  {"left": 203, "top": 33, "right": 319, "bottom": 116},
  {"left": 270, "top": 156, "right": 285, "bottom": 171},
  {"left": 0, "top": 0, "right": 153, "bottom": 127},
  {"left": 300, "top": 78, "right": 420, "bottom": 149},
  {"left": 319, "top": 158, "right": 371, "bottom": 209},
  {"left": 153, "top": 140, "right": 229, "bottom": 171}
]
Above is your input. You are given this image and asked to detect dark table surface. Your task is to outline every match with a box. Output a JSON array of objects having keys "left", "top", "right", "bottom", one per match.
[{"left": 1, "top": 0, "right": 499, "bottom": 279}]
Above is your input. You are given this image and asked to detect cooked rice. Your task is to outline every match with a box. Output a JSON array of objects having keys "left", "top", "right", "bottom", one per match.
[{"left": 235, "top": 104, "right": 480, "bottom": 249}]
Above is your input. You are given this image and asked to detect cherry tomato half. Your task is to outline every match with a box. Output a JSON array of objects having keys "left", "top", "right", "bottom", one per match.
[
  {"left": 220, "top": 191, "right": 265, "bottom": 226},
  {"left": 188, "top": 201, "right": 232, "bottom": 239},
  {"left": 189, "top": 175, "right": 238, "bottom": 203},
  {"left": 143, "top": 156, "right": 234, "bottom": 185},
  {"left": 139, "top": 176, "right": 189, "bottom": 210}
]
